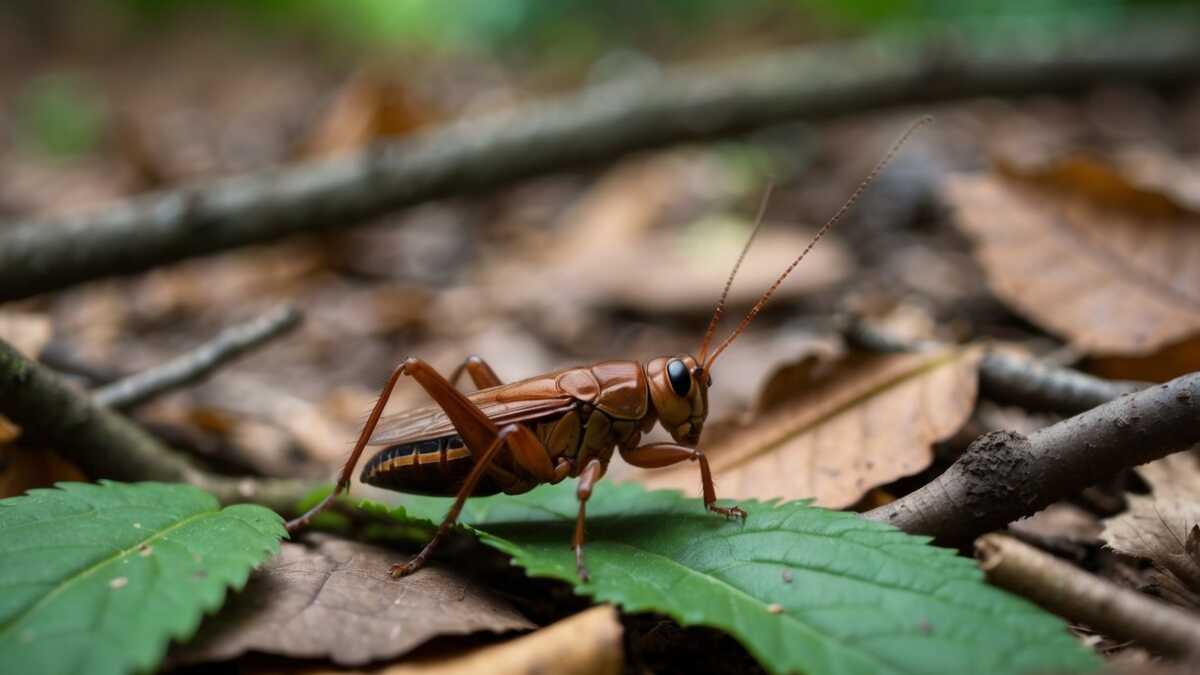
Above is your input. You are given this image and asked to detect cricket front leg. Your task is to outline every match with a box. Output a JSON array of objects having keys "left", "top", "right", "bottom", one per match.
[
  {"left": 619, "top": 443, "right": 746, "bottom": 520},
  {"left": 572, "top": 458, "right": 605, "bottom": 581}
]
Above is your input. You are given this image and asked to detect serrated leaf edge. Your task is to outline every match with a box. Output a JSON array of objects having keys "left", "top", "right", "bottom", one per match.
[{"left": 0, "top": 484, "right": 284, "bottom": 674}]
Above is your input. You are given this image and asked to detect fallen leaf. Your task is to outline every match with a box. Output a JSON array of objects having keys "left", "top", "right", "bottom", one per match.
[
  {"left": 1102, "top": 451, "right": 1200, "bottom": 609},
  {"left": 299, "top": 72, "right": 434, "bottom": 159},
  {"left": 0, "top": 311, "right": 52, "bottom": 358},
  {"left": 1011, "top": 503, "right": 1103, "bottom": 545},
  {"left": 1109, "top": 146, "right": 1200, "bottom": 216},
  {"left": 172, "top": 537, "right": 533, "bottom": 667},
  {"left": 1087, "top": 334, "right": 1200, "bottom": 382},
  {"left": 195, "top": 375, "right": 357, "bottom": 465},
  {"left": 0, "top": 447, "right": 87, "bottom": 499},
  {"left": 373, "top": 605, "right": 621, "bottom": 675},
  {"left": 637, "top": 346, "right": 981, "bottom": 508},
  {"left": 486, "top": 152, "right": 850, "bottom": 317},
  {"left": 945, "top": 163, "right": 1200, "bottom": 356}
]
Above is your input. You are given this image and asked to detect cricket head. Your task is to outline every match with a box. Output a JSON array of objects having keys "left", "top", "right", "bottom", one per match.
[{"left": 645, "top": 354, "right": 709, "bottom": 446}]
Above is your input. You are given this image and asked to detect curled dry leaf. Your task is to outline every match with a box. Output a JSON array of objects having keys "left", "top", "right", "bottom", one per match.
[
  {"left": 374, "top": 605, "right": 623, "bottom": 675},
  {"left": 1102, "top": 451, "right": 1200, "bottom": 609},
  {"left": 944, "top": 155, "right": 1200, "bottom": 358},
  {"left": 170, "top": 537, "right": 533, "bottom": 667},
  {"left": 639, "top": 346, "right": 981, "bottom": 509}
]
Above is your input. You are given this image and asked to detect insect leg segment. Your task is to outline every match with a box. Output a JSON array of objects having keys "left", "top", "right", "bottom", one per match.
[
  {"left": 391, "top": 423, "right": 525, "bottom": 578},
  {"left": 448, "top": 355, "right": 503, "bottom": 390},
  {"left": 286, "top": 360, "right": 416, "bottom": 532},
  {"left": 619, "top": 443, "right": 747, "bottom": 520},
  {"left": 286, "top": 357, "right": 552, "bottom": 533},
  {"left": 573, "top": 458, "right": 605, "bottom": 581}
]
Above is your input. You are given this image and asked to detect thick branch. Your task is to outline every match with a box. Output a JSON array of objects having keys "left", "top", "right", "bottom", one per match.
[
  {"left": 977, "top": 534, "right": 1200, "bottom": 660},
  {"left": 0, "top": 338, "right": 317, "bottom": 514},
  {"left": 865, "top": 372, "right": 1200, "bottom": 543},
  {"left": 92, "top": 305, "right": 301, "bottom": 409},
  {"left": 4, "top": 24, "right": 1200, "bottom": 300}
]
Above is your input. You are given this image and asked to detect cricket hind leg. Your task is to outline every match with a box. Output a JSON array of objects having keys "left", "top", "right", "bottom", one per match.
[
  {"left": 619, "top": 443, "right": 747, "bottom": 520},
  {"left": 286, "top": 357, "right": 553, "bottom": 533},
  {"left": 391, "top": 423, "right": 524, "bottom": 578}
]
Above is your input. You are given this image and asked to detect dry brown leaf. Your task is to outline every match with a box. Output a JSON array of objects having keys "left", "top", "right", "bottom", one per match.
[
  {"left": 1011, "top": 503, "right": 1103, "bottom": 545},
  {"left": 1087, "top": 334, "right": 1200, "bottom": 383},
  {"left": 1102, "top": 452, "right": 1200, "bottom": 609},
  {"left": 300, "top": 73, "right": 434, "bottom": 159},
  {"left": 170, "top": 538, "right": 533, "bottom": 667},
  {"left": 637, "top": 347, "right": 981, "bottom": 509},
  {"left": 486, "top": 153, "right": 850, "bottom": 316},
  {"left": 261, "top": 606, "right": 622, "bottom": 675},
  {"left": 995, "top": 151, "right": 1189, "bottom": 218},
  {"left": 0, "top": 447, "right": 88, "bottom": 499},
  {"left": 195, "top": 375, "right": 356, "bottom": 465},
  {"left": 0, "top": 311, "right": 52, "bottom": 358},
  {"left": 372, "top": 606, "right": 622, "bottom": 675},
  {"left": 945, "top": 168, "right": 1200, "bottom": 356}
]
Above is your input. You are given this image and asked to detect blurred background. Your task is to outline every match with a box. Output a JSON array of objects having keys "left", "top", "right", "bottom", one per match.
[{"left": 2, "top": 0, "right": 1200, "bottom": 494}]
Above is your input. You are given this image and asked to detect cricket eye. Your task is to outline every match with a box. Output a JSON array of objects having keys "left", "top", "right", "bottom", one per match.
[{"left": 667, "top": 358, "right": 691, "bottom": 397}]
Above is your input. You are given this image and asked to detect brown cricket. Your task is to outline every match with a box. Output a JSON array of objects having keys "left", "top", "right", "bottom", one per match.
[{"left": 287, "top": 117, "right": 930, "bottom": 580}]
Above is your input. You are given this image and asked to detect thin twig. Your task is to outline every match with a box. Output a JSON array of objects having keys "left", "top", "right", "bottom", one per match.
[
  {"left": 976, "top": 534, "right": 1200, "bottom": 661},
  {"left": 979, "top": 352, "right": 1147, "bottom": 416},
  {"left": 843, "top": 318, "right": 1149, "bottom": 415},
  {"left": 864, "top": 372, "right": 1200, "bottom": 543},
  {"left": 3, "top": 22, "right": 1200, "bottom": 300},
  {"left": 92, "top": 305, "right": 301, "bottom": 409},
  {"left": 0, "top": 337, "right": 318, "bottom": 514}
]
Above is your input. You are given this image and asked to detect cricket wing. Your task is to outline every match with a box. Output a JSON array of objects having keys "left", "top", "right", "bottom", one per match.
[{"left": 368, "top": 378, "right": 576, "bottom": 446}]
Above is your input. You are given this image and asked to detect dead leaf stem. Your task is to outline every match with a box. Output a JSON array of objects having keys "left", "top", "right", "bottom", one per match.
[
  {"left": 92, "top": 305, "right": 301, "bottom": 409},
  {"left": 976, "top": 534, "right": 1200, "bottom": 661},
  {"left": 865, "top": 371, "right": 1200, "bottom": 543},
  {"left": 845, "top": 319, "right": 1148, "bottom": 414},
  {"left": 3, "top": 24, "right": 1200, "bottom": 300},
  {"left": 979, "top": 352, "right": 1147, "bottom": 415}
]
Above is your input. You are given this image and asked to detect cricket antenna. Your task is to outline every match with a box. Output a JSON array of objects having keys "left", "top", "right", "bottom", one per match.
[
  {"left": 696, "top": 181, "right": 774, "bottom": 366},
  {"left": 703, "top": 115, "right": 932, "bottom": 369}
]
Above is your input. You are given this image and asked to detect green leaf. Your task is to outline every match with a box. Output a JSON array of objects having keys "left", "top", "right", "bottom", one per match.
[
  {"left": 375, "top": 482, "right": 1098, "bottom": 675},
  {"left": 0, "top": 481, "right": 285, "bottom": 675}
]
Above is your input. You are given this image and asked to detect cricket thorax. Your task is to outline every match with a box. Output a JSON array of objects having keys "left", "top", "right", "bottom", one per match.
[{"left": 535, "top": 360, "right": 652, "bottom": 474}]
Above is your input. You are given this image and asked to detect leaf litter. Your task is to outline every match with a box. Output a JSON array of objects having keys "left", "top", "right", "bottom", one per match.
[
  {"left": 170, "top": 536, "right": 533, "bottom": 667},
  {"left": 1103, "top": 451, "right": 1200, "bottom": 610},
  {"left": 945, "top": 149, "right": 1200, "bottom": 360}
]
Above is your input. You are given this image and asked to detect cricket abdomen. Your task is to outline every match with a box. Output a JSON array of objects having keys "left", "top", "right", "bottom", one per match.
[{"left": 360, "top": 434, "right": 503, "bottom": 497}]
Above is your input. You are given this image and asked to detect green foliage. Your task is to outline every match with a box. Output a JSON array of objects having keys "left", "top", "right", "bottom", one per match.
[
  {"left": 0, "top": 481, "right": 285, "bottom": 675},
  {"left": 12, "top": 73, "right": 108, "bottom": 157},
  {"left": 371, "top": 482, "right": 1099, "bottom": 675}
]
